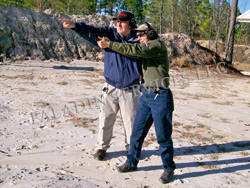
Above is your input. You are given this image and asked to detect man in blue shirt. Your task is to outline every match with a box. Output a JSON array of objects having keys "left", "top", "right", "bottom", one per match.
[{"left": 59, "top": 11, "right": 142, "bottom": 160}]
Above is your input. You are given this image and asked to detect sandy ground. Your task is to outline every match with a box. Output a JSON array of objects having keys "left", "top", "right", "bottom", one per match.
[{"left": 0, "top": 60, "right": 250, "bottom": 188}]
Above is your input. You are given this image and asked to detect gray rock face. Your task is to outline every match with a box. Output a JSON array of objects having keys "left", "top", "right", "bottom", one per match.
[
  {"left": 0, "top": 7, "right": 241, "bottom": 73},
  {"left": 161, "top": 33, "right": 241, "bottom": 74},
  {"left": 161, "top": 33, "right": 215, "bottom": 66},
  {"left": 0, "top": 6, "right": 103, "bottom": 62}
]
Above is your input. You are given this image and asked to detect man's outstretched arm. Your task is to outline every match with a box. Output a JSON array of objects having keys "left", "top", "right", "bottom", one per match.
[{"left": 59, "top": 19, "right": 76, "bottom": 29}]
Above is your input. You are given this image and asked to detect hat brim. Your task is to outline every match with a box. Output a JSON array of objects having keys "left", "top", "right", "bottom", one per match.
[
  {"left": 132, "top": 23, "right": 157, "bottom": 32},
  {"left": 112, "top": 16, "right": 129, "bottom": 21},
  {"left": 132, "top": 28, "right": 147, "bottom": 31},
  {"left": 132, "top": 25, "right": 148, "bottom": 31}
]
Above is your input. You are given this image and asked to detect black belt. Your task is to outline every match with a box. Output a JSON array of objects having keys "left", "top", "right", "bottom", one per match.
[{"left": 142, "top": 86, "right": 167, "bottom": 92}]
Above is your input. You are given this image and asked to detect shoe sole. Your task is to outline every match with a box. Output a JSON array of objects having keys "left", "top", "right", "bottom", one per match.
[
  {"left": 159, "top": 173, "right": 174, "bottom": 184},
  {"left": 93, "top": 153, "right": 106, "bottom": 161},
  {"left": 118, "top": 167, "right": 137, "bottom": 173},
  {"left": 94, "top": 155, "right": 105, "bottom": 161}
]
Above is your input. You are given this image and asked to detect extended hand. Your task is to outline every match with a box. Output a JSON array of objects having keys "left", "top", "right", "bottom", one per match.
[
  {"left": 97, "top": 37, "right": 110, "bottom": 48},
  {"left": 58, "top": 19, "right": 76, "bottom": 29}
]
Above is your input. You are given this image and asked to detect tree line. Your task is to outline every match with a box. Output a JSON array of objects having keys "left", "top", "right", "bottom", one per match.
[{"left": 1, "top": 0, "right": 249, "bottom": 50}]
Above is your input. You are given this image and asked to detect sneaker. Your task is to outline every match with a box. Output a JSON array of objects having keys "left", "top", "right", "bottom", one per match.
[
  {"left": 93, "top": 149, "right": 106, "bottom": 161},
  {"left": 117, "top": 163, "right": 137, "bottom": 173},
  {"left": 159, "top": 171, "right": 174, "bottom": 184}
]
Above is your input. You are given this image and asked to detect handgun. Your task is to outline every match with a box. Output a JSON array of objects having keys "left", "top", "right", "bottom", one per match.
[{"left": 89, "top": 33, "right": 109, "bottom": 40}]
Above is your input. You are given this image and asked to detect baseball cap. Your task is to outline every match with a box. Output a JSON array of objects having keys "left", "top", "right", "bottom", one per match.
[
  {"left": 112, "top": 11, "right": 135, "bottom": 21},
  {"left": 133, "top": 22, "right": 157, "bottom": 32}
]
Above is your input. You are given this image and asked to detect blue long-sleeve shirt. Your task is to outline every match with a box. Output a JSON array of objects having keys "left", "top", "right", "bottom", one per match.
[{"left": 73, "top": 22, "right": 142, "bottom": 89}]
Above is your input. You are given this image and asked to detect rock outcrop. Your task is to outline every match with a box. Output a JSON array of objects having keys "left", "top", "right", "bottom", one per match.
[
  {"left": 0, "top": 6, "right": 103, "bottom": 62},
  {"left": 161, "top": 33, "right": 223, "bottom": 67},
  {"left": 161, "top": 33, "right": 241, "bottom": 73},
  {"left": 0, "top": 7, "right": 242, "bottom": 73}
]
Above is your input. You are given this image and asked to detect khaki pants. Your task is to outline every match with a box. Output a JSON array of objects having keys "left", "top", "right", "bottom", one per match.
[{"left": 96, "top": 82, "right": 141, "bottom": 151}]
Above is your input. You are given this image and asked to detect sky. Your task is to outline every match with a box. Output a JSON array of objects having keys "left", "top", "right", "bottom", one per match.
[{"left": 236, "top": 0, "right": 250, "bottom": 14}]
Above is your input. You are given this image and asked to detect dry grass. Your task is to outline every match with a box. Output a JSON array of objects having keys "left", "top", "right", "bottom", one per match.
[
  {"left": 198, "top": 113, "right": 212, "bottom": 119},
  {"left": 220, "top": 118, "right": 230, "bottom": 123},
  {"left": 190, "top": 94, "right": 205, "bottom": 100},
  {"left": 172, "top": 57, "right": 185, "bottom": 67},
  {"left": 67, "top": 117, "right": 98, "bottom": 128},
  {"left": 172, "top": 95, "right": 188, "bottom": 100},
  {"left": 142, "top": 140, "right": 152, "bottom": 148},
  {"left": 240, "top": 151, "right": 249, "bottom": 156},
  {"left": 95, "top": 78, "right": 106, "bottom": 83},
  {"left": 80, "top": 79, "right": 93, "bottom": 85},
  {"left": 148, "top": 135, "right": 157, "bottom": 142},
  {"left": 18, "top": 88, "right": 27, "bottom": 91},
  {"left": 33, "top": 101, "right": 50, "bottom": 107},
  {"left": 22, "top": 82, "right": 38, "bottom": 86},
  {"left": 94, "top": 69, "right": 104, "bottom": 75},
  {"left": 210, "top": 153, "right": 219, "bottom": 161},
  {"left": 38, "top": 76, "right": 48, "bottom": 80},
  {"left": 178, "top": 92, "right": 196, "bottom": 99},
  {"left": 0, "top": 74, "right": 34, "bottom": 80},
  {"left": 174, "top": 121, "right": 226, "bottom": 145},
  {"left": 172, "top": 56, "right": 195, "bottom": 68},
  {"left": 56, "top": 81, "right": 68, "bottom": 85},
  {"left": 197, "top": 123, "right": 207, "bottom": 129},
  {"left": 216, "top": 64, "right": 228, "bottom": 73},
  {"left": 173, "top": 122, "right": 183, "bottom": 127},
  {"left": 198, "top": 94, "right": 216, "bottom": 99},
  {"left": 186, "top": 62, "right": 195, "bottom": 69},
  {"left": 197, "top": 162, "right": 218, "bottom": 169},
  {"left": 20, "top": 75, "right": 34, "bottom": 80},
  {"left": 234, "top": 62, "right": 250, "bottom": 72},
  {"left": 212, "top": 101, "right": 233, "bottom": 105},
  {"left": 179, "top": 92, "right": 216, "bottom": 100},
  {"left": 183, "top": 125, "right": 195, "bottom": 131},
  {"left": 88, "top": 128, "right": 97, "bottom": 134},
  {"left": 212, "top": 134, "right": 224, "bottom": 140},
  {"left": 227, "top": 94, "right": 239, "bottom": 97},
  {"left": 143, "top": 132, "right": 157, "bottom": 148},
  {"left": 68, "top": 100, "right": 92, "bottom": 108},
  {"left": 181, "top": 132, "right": 215, "bottom": 144}
]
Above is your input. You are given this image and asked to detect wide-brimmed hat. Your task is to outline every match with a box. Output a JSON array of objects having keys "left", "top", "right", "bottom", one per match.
[
  {"left": 112, "top": 11, "right": 135, "bottom": 21},
  {"left": 133, "top": 22, "right": 157, "bottom": 32}
]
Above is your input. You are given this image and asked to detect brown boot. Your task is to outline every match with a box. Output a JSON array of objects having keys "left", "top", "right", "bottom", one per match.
[
  {"left": 159, "top": 171, "right": 174, "bottom": 184},
  {"left": 117, "top": 163, "right": 137, "bottom": 173},
  {"left": 93, "top": 149, "right": 106, "bottom": 161}
]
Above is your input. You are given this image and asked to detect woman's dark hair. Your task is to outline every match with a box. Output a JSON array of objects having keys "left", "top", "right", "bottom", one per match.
[
  {"left": 146, "top": 30, "right": 159, "bottom": 40},
  {"left": 142, "top": 22, "right": 159, "bottom": 40}
]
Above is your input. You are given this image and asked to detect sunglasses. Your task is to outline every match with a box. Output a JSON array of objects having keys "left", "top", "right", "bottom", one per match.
[{"left": 136, "top": 32, "right": 147, "bottom": 37}]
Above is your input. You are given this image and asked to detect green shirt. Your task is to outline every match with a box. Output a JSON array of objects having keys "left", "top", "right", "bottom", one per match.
[{"left": 109, "top": 39, "right": 170, "bottom": 88}]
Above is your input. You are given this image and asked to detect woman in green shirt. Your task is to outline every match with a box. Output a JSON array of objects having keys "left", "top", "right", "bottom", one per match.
[{"left": 97, "top": 22, "right": 176, "bottom": 184}]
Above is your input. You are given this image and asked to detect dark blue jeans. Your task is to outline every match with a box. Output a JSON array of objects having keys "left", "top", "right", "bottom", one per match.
[{"left": 126, "top": 88, "right": 176, "bottom": 172}]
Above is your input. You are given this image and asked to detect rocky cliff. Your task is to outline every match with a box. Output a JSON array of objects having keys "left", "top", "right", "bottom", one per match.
[
  {"left": 0, "top": 6, "right": 105, "bottom": 62},
  {"left": 0, "top": 7, "right": 241, "bottom": 73}
]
